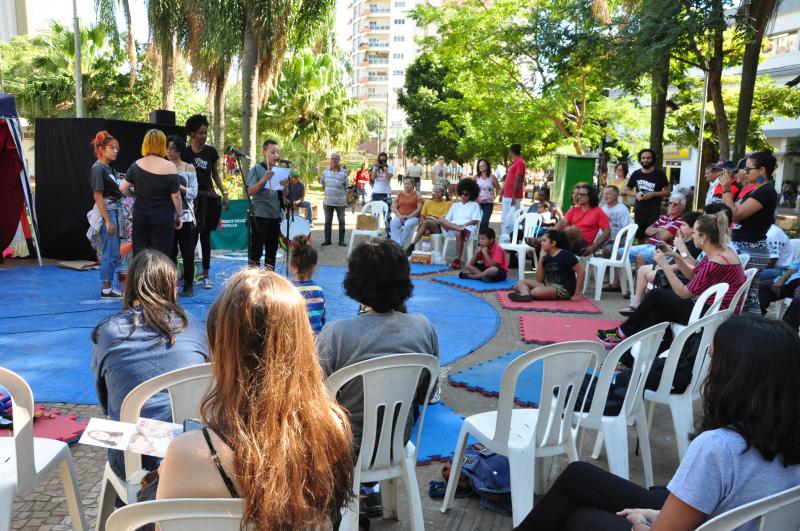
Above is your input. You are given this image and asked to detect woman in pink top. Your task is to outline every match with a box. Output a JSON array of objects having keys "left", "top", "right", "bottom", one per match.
[
  {"left": 475, "top": 159, "right": 501, "bottom": 229},
  {"left": 460, "top": 227, "right": 508, "bottom": 282}
]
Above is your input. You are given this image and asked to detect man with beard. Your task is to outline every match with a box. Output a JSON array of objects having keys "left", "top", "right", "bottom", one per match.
[{"left": 622, "top": 149, "right": 670, "bottom": 243}]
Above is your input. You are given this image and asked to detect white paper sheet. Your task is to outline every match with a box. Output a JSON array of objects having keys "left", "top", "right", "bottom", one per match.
[{"left": 269, "top": 166, "right": 291, "bottom": 191}]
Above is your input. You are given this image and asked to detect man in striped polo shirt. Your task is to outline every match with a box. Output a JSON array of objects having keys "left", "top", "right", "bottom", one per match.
[{"left": 626, "top": 193, "right": 686, "bottom": 267}]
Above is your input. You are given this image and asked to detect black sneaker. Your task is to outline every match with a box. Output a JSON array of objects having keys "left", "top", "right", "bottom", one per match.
[
  {"left": 338, "top": 242, "right": 347, "bottom": 247},
  {"left": 321, "top": 241, "right": 332, "bottom": 246}
]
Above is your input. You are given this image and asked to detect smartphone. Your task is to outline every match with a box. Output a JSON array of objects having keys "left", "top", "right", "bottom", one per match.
[
  {"left": 656, "top": 241, "right": 670, "bottom": 252},
  {"left": 183, "top": 418, "right": 203, "bottom": 432}
]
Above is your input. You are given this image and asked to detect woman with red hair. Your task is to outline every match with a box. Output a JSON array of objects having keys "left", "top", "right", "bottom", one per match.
[{"left": 89, "top": 131, "right": 124, "bottom": 298}]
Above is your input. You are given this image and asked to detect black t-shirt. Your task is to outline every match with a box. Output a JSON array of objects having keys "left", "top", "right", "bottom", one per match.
[
  {"left": 125, "top": 163, "right": 180, "bottom": 202},
  {"left": 90, "top": 161, "right": 122, "bottom": 200},
  {"left": 627, "top": 169, "right": 668, "bottom": 215},
  {"left": 181, "top": 145, "right": 218, "bottom": 192},
  {"left": 543, "top": 249, "right": 579, "bottom": 295},
  {"left": 733, "top": 184, "right": 777, "bottom": 243}
]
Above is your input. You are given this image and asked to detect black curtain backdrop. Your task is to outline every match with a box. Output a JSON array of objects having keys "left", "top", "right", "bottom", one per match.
[{"left": 36, "top": 118, "right": 184, "bottom": 260}]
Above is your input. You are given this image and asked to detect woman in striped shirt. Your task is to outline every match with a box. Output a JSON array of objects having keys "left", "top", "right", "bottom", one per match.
[
  {"left": 597, "top": 212, "right": 744, "bottom": 347},
  {"left": 289, "top": 236, "right": 326, "bottom": 333}
]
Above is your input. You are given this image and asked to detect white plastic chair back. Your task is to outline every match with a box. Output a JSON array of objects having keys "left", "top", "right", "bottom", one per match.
[
  {"left": 105, "top": 498, "right": 245, "bottom": 531},
  {"left": 495, "top": 341, "right": 605, "bottom": 449},
  {"left": 686, "top": 283, "right": 730, "bottom": 324},
  {"left": 578, "top": 323, "right": 669, "bottom": 427},
  {"left": 728, "top": 268, "right": 757, "bottom": 314},
  {"left": 522, "top": 213, "right": 543, "bottom": 240},
  {"left": 119, "top": 363, "right": 213, "bottom": 481},
  {"left": 507, "top": 208, "right": 527, "bottom": 245},
  {"left": 737, "top": 253, "right": 750, "bottom": 267},
  {"left": 0, "top": 367, "right": 36, "bottom": 492},
  {"left": 610, "top": 224, "right": 638, "bottom": 265},
  {"left": 696, "top": 484, "right": 800, "bottom": 531},
  {"left": 324, "top": 354, "right": 439, "bottom": 479},
  {"left": 361, "top": 200, "right": 388, "bottom": 227},
  {"left": 790, "top": 239, "right": 800, "bottom": 262}
]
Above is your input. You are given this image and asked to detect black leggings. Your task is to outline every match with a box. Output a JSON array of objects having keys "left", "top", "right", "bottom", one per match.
[
  {"left": 132, "top": 199, "right": 175, "bottom": 258},
  {"left": 198, "top": 228, "right": 212, "bottom": 272},
  {"left": 514, "top": 462, "right": 668, "bottom": 531},
  {"left": 620, "top": 288, "right": 695, "bottom": 337},
  {"left": 172, "top": 222, "right": 196, "bottom": 287},
  {"left": 248, "top": 216, "right": 281, "bottom": 269}
]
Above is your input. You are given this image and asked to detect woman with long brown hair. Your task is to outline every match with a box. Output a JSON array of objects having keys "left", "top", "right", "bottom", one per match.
[{"left": 157, "top": 269, "right": 354, "bottom": 529}]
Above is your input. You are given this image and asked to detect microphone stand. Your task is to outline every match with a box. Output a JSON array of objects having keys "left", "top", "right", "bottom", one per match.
[{"left": 232, "top": 152, "right": 256, "bottom": 263}]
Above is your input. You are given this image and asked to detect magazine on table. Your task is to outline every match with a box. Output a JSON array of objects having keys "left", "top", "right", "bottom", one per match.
[{"left": 79, "top": 417, "right": 182, "bottom": 458}]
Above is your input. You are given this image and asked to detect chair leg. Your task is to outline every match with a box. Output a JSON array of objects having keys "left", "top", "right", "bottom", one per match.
[
  {"left": 669, "top": 396, "right": 695, "bottom": 461},
  {"left": 590, "top": 431, "right": 604, "bottom": 459},
  {"left": 440, "top": 427, "right": 469, "bottom": 513},
  {"left": 442, "top": 238, "right": 450, "bottom": 263},
  {"left": 94, "top": 476, "right": 118, "bottom": 531},
  {"left": 601, "top": 422, "right": 631, "bottom": 481},
  {"left": 382, "top": 478, "right": 398, "bottom": 520},
  {"left": 625, "top": 264, "right": 635, "bottom": 300},
  {"left": 634, "top": 407, "right": 654, "bottom": 488},
  {"left": 594, "top": 264, "right": 607, "bottom": 301},
  {"left": 645, "top": 400, "right": 656, "bottom": 435},
  {"left": 0, "top": 484, "right": 13, "bottom": 531},
  {"left": 508, "top": 451, "right": 536, "bottom": 527},
  {"left": 59, "top": 453, "right": 88, "bottom": 531},
  {"left": 347, "top": 233, "right": 356, "bottom": 256},
  {"left": 402, "top": 455, "right": 425, "bottom": 531},
  {"left": 339, "top": 466, "right": 361, "bottom": 531}
]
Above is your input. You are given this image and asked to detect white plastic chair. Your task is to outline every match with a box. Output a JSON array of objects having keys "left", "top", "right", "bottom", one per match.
[
  {"left": 727, "top": 268, "right": 758, "bottom": 314},
  {"left": 737, "top": 253, "right": 750, "bottom": 267},
  {"left": 500, "top": 212, "right": 543, "bottom": 280},
  {"left": 439, "top": 341, "right": 605, "bottom": 526},
  {"left": 325, "top": 354, "right": 439, "bottom": 531},
  {"left": 670, "top": 282, "right": 730, "bottom": 337},
  {"left": 347, "top": 201, "right": 389, "bottom": 256},
  {"left": 695, "top": 484, "right": 800, "bottom": 531},
  {"left": 585, "top": 223, "right": 638, "bottom": 301},
  {"left": 441, "top": 229, "right": 477, "bottom": 264},
  {"left": 105, "top": 498, "right": 244, "bottom": 531},
  {"left": 95, "top": 364, "right": 213, "bottom": 531},
  {"left": 574, "top": 322, "right": 669, "bottom": 487},
  {"left": 644, "top": 310, "right": 731, "bottom": 460},
  {"left": 773, "top": 239, "right": 800, "bottom": 319},
  {"left": 0, "top": 367, "right": 88, "bottom": 531}
]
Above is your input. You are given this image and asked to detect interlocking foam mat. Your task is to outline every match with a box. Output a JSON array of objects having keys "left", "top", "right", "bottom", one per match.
[
  {"left": 431, "top": 275, "right": 517, "bottom": 292},
  {"left": 518, "top": 314, "right": 622, "bottom": 345},
  {"left": 495, "top": 291, "right": 601, "bottom": 314},
  {"left": 409, "top": 263, "right": 452, "bottom": 276},
  {"left": 448, "top": 352, "right": 543, "bottom": 407},
  {"left": 0, "top": 405, "right": 88, "bottom": 444},
  {"left": 411, "top": 402, "right": 466, "bottom": 465},
  {"left": 1, "top": 261, "right": 498, "bottom": 403}
]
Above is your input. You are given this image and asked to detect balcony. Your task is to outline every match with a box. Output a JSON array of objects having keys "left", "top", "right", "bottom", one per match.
[
  {"left": 360, "top": 92, "right": 389, "bottom": 101},
  {"left": 366, "top": 24, "right": 391, "bottom": 32},
  {"left": 365, "top": 58, "right": 389, "bottom": 65},
  {"left": 361, "top": 7, "right": 391, "bottom": 17},
  {"left": 359, "top": 75, "right": 389, "bottom": 83},
  {"left": 358, "top": 40, "right": 390, "bottom": 49}
]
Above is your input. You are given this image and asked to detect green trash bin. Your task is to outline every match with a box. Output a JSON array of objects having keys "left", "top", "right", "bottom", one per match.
[{"left": 551, "top": 155, "right": 598, "bottom": 211}]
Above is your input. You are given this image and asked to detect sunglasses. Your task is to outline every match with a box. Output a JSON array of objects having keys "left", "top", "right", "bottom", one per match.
[
  {"left": 668, "top": 202, "right": 681, "bottom": 206},
  {"left": 577, "top": 192, "right": 589, "bottom": 196}
]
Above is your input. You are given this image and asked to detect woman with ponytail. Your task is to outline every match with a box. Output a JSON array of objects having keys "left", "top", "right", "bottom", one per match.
[
  {"left": 720, "top": 150, "right": 779, "bottom": 314},
  {"left": 597, "top": 212, "right": 744, "bottom": 347},
  {"left": 89, "top": 131, "right": 124, "bottom": 298}
]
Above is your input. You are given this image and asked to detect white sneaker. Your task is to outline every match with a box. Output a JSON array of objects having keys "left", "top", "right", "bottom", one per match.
[{"left": 101, "top": 287, "right": 122, "bottom": 298}]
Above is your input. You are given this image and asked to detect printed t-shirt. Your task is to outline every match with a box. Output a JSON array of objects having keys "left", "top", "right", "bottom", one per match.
[
  {"left": 293, "top": 279, "right": 326, "bottom": 333},
  {"left": 90, "top": 161, "right": 122, "bottom": 200},
  {"left": 124, "top": 163, "right": 179, "bottom": 202},
  {"left": 564, "top": 205, "right": 610, "bottom": 245},
  {"left": 477, "top": 175, "right": 495, "bottom": 204},
  {"left": 646, "top": 214, "right": 683, "bottom": 245},
  {"left": 733, "top": 184, "right": 778, "bottom": 243},
  {"left": 432, "top": 164, "right": 448, "bottom": 186},
  {"left": 477, "top": 242, "right": 508, "bottom": 272},
  {"left": 766, "top": 224, "right": 793, "bottom": 268},
  {"left": 708, "top": 181, "right": 740, "bottom": 204},
  {"left": 371, "top": 165, "right": 394, "bottom": 195},
  {"left": 421, "top": 199, "right": 451, "bottom": 219},
  {"left": 627, "top": 168, "right": 668, "bottom": 215},
  {"left": 686, "top": 257, "right": 745, "bottom": 308},
  {"left": 502, "top": 157, "right": 526, "bottom": 200},
  {"left": 181, "top": 144, "right": 218, "bottom": 192},
  {"left": 542, "top": 249, "right": 579, "bottom": 295}
]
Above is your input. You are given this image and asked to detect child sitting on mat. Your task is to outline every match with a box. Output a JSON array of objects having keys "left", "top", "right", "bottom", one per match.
[
  {"left": 509, "top": 229, "right": 584, "bottom": 302},
  {"left": 289, "top": 235, "right": 326, "bottom": 333},
  {"left": 460, "top": 227, "right": 509, "bottom": 282}
]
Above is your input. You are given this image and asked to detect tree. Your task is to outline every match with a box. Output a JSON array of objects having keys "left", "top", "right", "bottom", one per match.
[
  {"left": 95, "top": 0, "right": 137, "bottom": 88},
  {"left": 147, "top": 0, "right": 189, "bottom": 110},
  {"left": 361, "top": 107, "right": 385, "bottom": 150}
]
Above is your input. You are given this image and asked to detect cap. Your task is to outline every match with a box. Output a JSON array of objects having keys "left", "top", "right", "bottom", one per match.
[{"left": 715, "top": 160, "right": 736, "bottom": 171}]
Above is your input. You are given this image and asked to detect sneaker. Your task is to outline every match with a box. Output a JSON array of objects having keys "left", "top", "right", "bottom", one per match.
[
  {"left": 321, "top": 241, "right": 332, "bottom": 246},
  {"left": 619, "top": 306, "right": 637, "bottom": 317},
  {"left": 458, "top": 272, "right": 470, "bottom": 279},
  {"left": 100, "top": 287, "right": 122, "bottom": 299},
  {"left": 180, "top": 288, "right": 193, "bottom": 297},
  {"left": 202, "top": 277, "right": 213, "bottom": 289},
  {"left": 596, "top": 328, "right": 623, "bottom": 347},
  {"left": 338, "top": 242, "right": 347, "bottom": 247}
]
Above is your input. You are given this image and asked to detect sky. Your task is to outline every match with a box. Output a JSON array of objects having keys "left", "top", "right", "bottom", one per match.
[{"left": 24, "top": 0, "right": 149, "bottom": 41}]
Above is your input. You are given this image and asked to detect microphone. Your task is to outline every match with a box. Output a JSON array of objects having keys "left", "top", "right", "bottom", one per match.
[
  {"left": 278, "top": 158, "right": 293, "bottom": 165},
  {"left": 225, "top": 146, "right": 250, "bottom": 160}
]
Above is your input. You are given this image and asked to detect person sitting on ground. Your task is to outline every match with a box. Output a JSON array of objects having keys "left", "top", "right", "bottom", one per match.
[
  {"left": 620, "top": 211, "right": 702, "bottom": 316},
  {"left": 626, "top": 193, "right": 686, "bottom": 266},
  {"left": 289, "top": 235, "right": 325, "bottom": 334},
  {"left": 597, "top": 212, "right": 745, "bottom": 347},
  {"left": 157, "top": 269, "right": 354, "bottom": 529},
  {"left": 553, "top": 184, "right": 611, "bottom": 256},
  {"left": 406, "top": 185, "right": 451, "bottom": 255},
  {"left": 460, "top": 227, "right": 509, "bottom": 282},
  {"left": 600, "top": 185, "right": 631, "bottom": 257},
  {"left": 437, "top": 178, "right": 482, "bottom": 269},
  {"left": 510, "top": 229, "right": 584, "bottom": 302},
  {"left": 516, "top": 314, "right": 800, "bottom": 531},
  {"left": 390, "top": 177, "right": 424, "bottom": 248},
  {"left": 91, "top": 249, "right": 208, "bottom": 481}
]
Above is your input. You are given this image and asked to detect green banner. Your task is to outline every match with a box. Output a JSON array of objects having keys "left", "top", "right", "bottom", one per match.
[{"left": 210, "top": 199, "right": 249, "bottom": 250}]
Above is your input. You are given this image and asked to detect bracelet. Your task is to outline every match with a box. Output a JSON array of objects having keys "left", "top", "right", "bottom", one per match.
[{"left": 632, "top": 518, "right": 652, "bottom": 529}]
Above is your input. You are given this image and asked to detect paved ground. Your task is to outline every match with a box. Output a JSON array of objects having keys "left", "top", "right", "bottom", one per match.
[{"left": 8, "top": 179, "right": 694, "bottom": 530}]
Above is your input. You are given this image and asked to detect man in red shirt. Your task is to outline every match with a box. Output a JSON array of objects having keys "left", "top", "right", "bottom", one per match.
[
  {"left": 500, "top": 144, "right": 526, "bottom": 242},
  {"left": 554, "top": 184, "right": 611, "bottom": 255}
]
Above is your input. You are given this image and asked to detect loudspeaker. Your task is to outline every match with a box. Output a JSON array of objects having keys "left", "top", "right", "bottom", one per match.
[{"left": 149, "top": 109, "right": 176, "bottom": 125}]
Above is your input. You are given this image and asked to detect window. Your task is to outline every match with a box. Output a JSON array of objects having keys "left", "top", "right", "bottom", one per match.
[
  {"left": 765, "top": 31, "right": 798, "bottom": 56},
  {"left": 393, "top": 53, "right": 404, "bottom": 59},
  {"left": 395, "top": 1, "right": 406, "bottom": 6},
  {"left": 394, "top": 18, "right": 405, "bottom": 24},
  {"left": 393, "top": 35, "right": 405, "bottom": 42},
  {"left": 393, "top": 69, "right": 405, "bottom": 76}
]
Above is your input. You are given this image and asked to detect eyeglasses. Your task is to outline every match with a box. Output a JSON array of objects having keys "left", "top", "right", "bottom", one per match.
[
  {"left": 745, "top": 166, "right": 761, "bottom": 173},
  {"left": 460, "top": 191, "right": 470, "bottom": 196},
  {"left": 577, "top": 192, "right": 589, "bottom": 196},
  {"left": 668, "top": 202, "right": 681, "bottom": 206}
]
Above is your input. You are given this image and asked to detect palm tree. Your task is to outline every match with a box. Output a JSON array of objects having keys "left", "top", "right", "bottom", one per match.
[
  {"left": 95, "top": 0, "right": 137, "bottom": 88},
  {"left": 146, "top": 0, "right": 188, "bottom": 110}
]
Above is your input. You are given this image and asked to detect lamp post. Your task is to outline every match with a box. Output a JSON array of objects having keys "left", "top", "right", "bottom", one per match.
[{"left": 72, "top": 0, "right": 84, "bottom": 118}]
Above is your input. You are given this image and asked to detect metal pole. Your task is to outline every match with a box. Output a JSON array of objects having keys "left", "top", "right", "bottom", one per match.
[
  {"left": 72, "top": 0, "right": 84, "bottom": 118},
  {"left": 693, "top": 69, "right": 710, "bottom": 211}
]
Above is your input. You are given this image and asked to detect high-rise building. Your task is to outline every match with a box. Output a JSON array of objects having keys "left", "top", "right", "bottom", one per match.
[{"left": 342, "top": 0, "right": 439, "bottom": 155}]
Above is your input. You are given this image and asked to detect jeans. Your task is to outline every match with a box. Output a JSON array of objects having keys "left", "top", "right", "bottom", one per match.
[
  {"left": 132, "top": 199, "right": 176, "bottom": 258},
  {"left": 248, "top": 216, "right": 281, "bottom": 269},
  {"left": 324, "top": 205, "right": 347, "bottom": 244},
  {"left": 295, "top": 200, "right": 313, "bottom": 223},
  {"left": 628, "top": 244, "right": 657, "bottom": 264},
  {"left": 172, "top": 221, "right": 196, "bottom": 287},
  {"left": 758, "top": 276, "right": 800, "bottom": 315},
  {"left": 100, "top": 208, "right": 120, "bottom": 283},
  {"left": 371, "top": 193, "right": 392, "bottom": 229},
  {"left": 514, "top": 462, "right": 667, "bottom": 531},
  {"left": 500, "top": 197, "right": 520, "bottom": 238},
  {"left": 478, "top": 202, "right": 493, "bottom": 229},
  {"left": 390, "top": 215, "right": 419, "bottom": 246}
]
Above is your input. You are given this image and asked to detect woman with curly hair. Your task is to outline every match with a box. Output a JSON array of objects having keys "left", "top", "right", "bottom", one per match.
[
  {"left": 438, "top": 177, "right": 482, "bottom": 269},
  {"left": 554, "top": 183, "right": 611, "bottom": 256},
  {"left": 515, "top": 314, "right": 800, "bottom": 531},
  {"left": 157, "top": 269, "right": 354, "bottom": 530}
]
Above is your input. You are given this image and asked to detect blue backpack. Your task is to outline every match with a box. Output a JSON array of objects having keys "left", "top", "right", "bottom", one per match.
[{"left": 459, "top": 444, "right": 512, "bottom": 512}]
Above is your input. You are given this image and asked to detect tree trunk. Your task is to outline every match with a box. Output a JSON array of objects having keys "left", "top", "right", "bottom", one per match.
[
  {"left": 733, "top": 0, "right": 779, "bottom": 161},
  {"left": 122, "top": 0, "right": 136, "bottom": 88},
  {"left": 708, "top": 9, "right": 730, "bottom": 160},
  {"left": 241, "top": 21, "right": 259, "bottom": 166},
  {"left": 161, "top": 38, "right": 176, "bottom": 110},
  {"left": 649, "top": 47, "right": 670, "bottom": 166},
  {"left": 213, "top": 67, "right": 228, "bottom": 156}
]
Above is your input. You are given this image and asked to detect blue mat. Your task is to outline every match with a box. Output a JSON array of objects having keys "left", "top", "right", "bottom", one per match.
[
  {"left": 431, "top": 275, "right": 517, "bottom": 292},
  {"left": 409, "top": 263, "right": 451, "bottom": 276},
  {"left": 449, "top": 352, "right": 544, "bottom": 407},
  {"left": 1, "top": 262, "right": 498, "bottom": 404},
  {"left": 411, "top": 402, "right": 466, "bottom": 464}
]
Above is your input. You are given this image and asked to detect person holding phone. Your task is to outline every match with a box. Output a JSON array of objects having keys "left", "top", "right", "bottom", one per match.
[{"left": 370, "top": 152, "right": 394, "bottom": 228}]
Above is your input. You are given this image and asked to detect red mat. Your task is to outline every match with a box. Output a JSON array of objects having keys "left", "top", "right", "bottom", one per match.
[
  {"left": 0, "top": 406, "right": 88, "bottom": 444},
  {"left": 519, "top": 314, "right": 622, "bottom": 345},
  {"left": 496, "top": 291, "right": 601, "bottom": 314}
]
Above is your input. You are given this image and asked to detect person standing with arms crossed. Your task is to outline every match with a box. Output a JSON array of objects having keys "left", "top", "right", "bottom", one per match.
[
  {"left": 500, "top": 144, "right": 526, "bottom": 242},
  {"left": 246, "top": 139, "right": 287, "bottom": 269},
  {"left": 622, "top": 148, "right": 670, "bottom": 244},
  {"left": 181, "top": 114, "right": 228, "bottom": 289}
]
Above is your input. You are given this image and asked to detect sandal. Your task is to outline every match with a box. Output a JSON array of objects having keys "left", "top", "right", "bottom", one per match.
[
  {"left": 508, "top": 292, "right": 533, "bottom": 303},
  {"left": 619, "top": 306, "right": 637, "bottom": 317},
  {"left": 451, "top": 259, "right": 463, "bottom": 270}
]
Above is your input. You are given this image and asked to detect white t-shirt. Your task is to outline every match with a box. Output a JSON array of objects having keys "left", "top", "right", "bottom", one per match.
[
  {"left": 494, "top": 164, "right": 506, "bottom": 180},
  {"left": 767, "top": 224, "right": 793, "bottom": 268},
  {"left": 445, "top": 200, "right": 482, "bottom": 236},
  {"left": 371, "top": 165, "right": 394, "bottom": 195},
  {"left": 406, "top": 163, "right": 422, "bottom": 179},
  {"left": 601, "top": 202, "right": 631, "bottom": 240}
]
